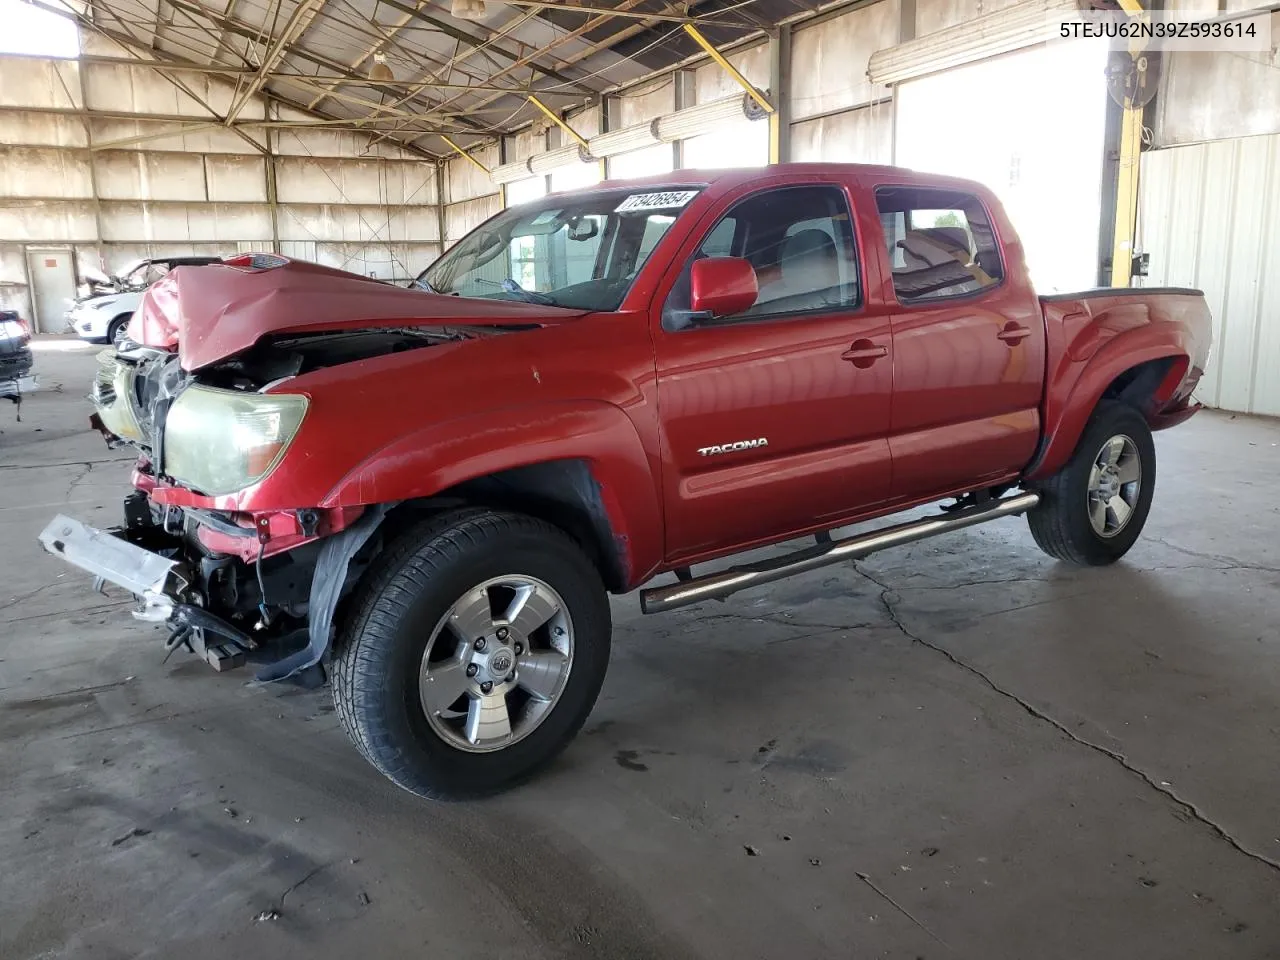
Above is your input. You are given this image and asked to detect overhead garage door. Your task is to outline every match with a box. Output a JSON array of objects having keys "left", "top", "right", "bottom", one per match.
[{"left": 892, "top": 42, "right": 1109, "bottom": 294}]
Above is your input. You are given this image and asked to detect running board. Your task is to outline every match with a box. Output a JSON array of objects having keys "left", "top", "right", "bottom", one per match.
[{"left": 639, "top": 491, "right": 1040, "bottom": 615}]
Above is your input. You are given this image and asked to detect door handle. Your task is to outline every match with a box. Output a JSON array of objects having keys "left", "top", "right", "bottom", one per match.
[
  {"left": 841, "top": 339, "right": 888, "bottom": 368},
  {"left": 996, "top": 323, "right": 1032, "bottom": 344}
]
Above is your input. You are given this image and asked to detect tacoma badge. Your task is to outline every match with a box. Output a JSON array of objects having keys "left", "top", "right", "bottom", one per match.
[{"left": 697, "top": 438, "right": 768, "bottom": 457}]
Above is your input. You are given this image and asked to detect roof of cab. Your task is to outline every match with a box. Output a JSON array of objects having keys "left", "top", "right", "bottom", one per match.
[{"left": 569, "top": 162, "right": 996, "bottom": 201}]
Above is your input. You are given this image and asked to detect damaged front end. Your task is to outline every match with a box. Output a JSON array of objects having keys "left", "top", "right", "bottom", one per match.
[
  {"left": 38, "top": 255, "right": 561, "bottom": 680},
  {"left": 45, "top": 326, "right": 455, "bottom": 679}
]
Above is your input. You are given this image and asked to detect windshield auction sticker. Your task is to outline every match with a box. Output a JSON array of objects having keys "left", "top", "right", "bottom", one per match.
[{"left": 616, "top": 191, "right": 699, "bottom": 213}]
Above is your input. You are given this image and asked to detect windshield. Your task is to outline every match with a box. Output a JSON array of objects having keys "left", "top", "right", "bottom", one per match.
[{"left": 418, "top": 186, "right": 703, "bottom": 310}]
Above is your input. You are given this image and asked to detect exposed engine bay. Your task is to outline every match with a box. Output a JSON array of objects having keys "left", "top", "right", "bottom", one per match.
[
  {"left": 84, "top": 326, "right": 473, "bottom": 678},
  {"left": 94, "top": 327, "right": 470, "bottom": 449}
]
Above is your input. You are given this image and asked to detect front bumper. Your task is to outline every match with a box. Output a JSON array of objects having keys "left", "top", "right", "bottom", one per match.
[
  {"left": 68, "top": 310, "right": 108, "bottom": 341},
  {"left": 37, "top": 513, "right": 259, "bottom": 670},
  {"left": 39, "top": 514, "right": 186, "bottom": 621},
  {"left": 0, "top": 348, "right": 33, "bottom": 383},
  {"left": 0, "top": 374, "right": 37, "bottom": 399}
]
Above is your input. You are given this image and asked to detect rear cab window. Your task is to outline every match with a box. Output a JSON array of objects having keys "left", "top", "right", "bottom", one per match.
[{"left": 874, "top": 186, "right": 1004, "bottom": 304}]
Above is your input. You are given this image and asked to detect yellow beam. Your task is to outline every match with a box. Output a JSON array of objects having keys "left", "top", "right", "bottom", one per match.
[
  {"left": 682, "top": 24, "right": 774, "bottom": 115},
  {"left": 441, "top": 135, "right": 491, "bottom": 174},
  {"left": 1111, "top": 102, "right": 1143, "bottom": 288},
  {"left": 1110, "top": 0, "right": 1148, "bottom": 287},
  {"left": 528, "top": 95, "right": 591, "bottom": 150}
]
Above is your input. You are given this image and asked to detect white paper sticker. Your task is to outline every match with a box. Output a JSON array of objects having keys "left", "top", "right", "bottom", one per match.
[{"left": 614, "top": 190, "right": 699, "bottom": 213}]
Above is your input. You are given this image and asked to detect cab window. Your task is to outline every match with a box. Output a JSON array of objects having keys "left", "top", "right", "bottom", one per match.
[
  {"left": 663, "top": 185, "right": 860, "bottom": 330},
  {"left": 875, "top": 187, "right": 1004, "bottom": 303}
]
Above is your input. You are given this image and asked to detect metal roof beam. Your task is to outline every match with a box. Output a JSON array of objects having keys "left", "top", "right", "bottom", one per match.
[
  {"left": 373, "top": 0, "right": 598, "bottom": 94},
  {"left": 226, "top": 0, "right": 327, "bottom": 124},
  {"left": 423, "top": 0, "right": 653, "bottom": 120},
  {"left": 164, "top": 0, "right": 496, "bottom": 136},
  {"left": 496, "top": 1, "right": 747, "bottom": 25}
]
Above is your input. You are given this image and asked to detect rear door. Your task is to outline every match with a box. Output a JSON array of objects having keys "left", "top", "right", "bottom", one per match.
[
  {"left": 870, "top": 182, "right": 1046, "bottom": 501},
  {"left": 652, "top": 179, "right": 893, "bottom": 563}
]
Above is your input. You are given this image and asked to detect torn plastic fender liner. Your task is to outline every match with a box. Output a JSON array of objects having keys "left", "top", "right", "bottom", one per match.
[{"left": 254, "top": 503, "right": 392, "bottom": 683}]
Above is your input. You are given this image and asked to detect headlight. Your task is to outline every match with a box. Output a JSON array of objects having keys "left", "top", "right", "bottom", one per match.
[
  {"left": 163, "top": 386, "right": 308, "bottom": 496},
  {"left": 92, "top": 351, "right": 144, "bottom": 442}
]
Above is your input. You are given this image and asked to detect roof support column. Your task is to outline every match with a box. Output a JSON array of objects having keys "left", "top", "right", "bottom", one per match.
[{"left": 767, "top": 24, "right": 792, "bottom": 164}]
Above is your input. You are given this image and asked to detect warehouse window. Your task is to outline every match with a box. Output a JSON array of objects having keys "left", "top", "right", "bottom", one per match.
[{"left": 875, "top": 187, "right": 1003, "bottom": 303}]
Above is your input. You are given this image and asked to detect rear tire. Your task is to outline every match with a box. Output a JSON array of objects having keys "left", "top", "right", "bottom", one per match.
[
  {"left": 331, "top": 509, "right": 611, "bottom": 800},
  {"left": 1027, "top": 401, "right": 1156, "bottom": 565}
]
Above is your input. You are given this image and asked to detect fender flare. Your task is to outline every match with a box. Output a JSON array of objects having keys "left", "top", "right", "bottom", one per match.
[
  {"left": 1027, "top": 327, "right": 1192, "bottom": 482},
  {"left": 319, "top": 399, "right": 664, "bottom": 588}
]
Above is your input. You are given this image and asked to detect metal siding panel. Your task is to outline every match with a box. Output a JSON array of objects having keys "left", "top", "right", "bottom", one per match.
[
  {"left": 1164, "top": 146, "right": 1205, "bottom": 287},
  {"left": 694, "top": 43, "right": 770, "bottom": 104},
  {"left": 790, "top": 1, "right": 898, "bottom": 121},
  {"left": 1142, "top": 134, "right": 1280, "bottom": 416},
  {"left": 619, "top": 78, "right": 675, "bottom": 127},
  {"left": 445, "top": 194, "right": 502, "bottom": 243},
  {"left": 444, "top": 143, "right": 500, "bottom": 205},
  {"left": 1248, "top": 138, "right": 1280, "bottom": 415},
  {"left": 566, "top": 105, "right": 601, "bottom": 139},
  {"left": 1193, "top": 141, "right": 1237, "bottom": 408},
  {"left": 1217, "top": 139, "right": 1267, "bottom": 413},
  {"left": 205, "top": 155, "right": 268, "bottom": 202},
  {"left": 916, "top": 0, "right": 1022, "bottom": 35},
  {"left": 0, "top": 113, "right": 87, "bottom": 148},
  {"left": 0, "top": 58, "right": 81, "bottom": 109},
  {"left": 790, "top": 103, "right": 893, "bottom": 163},
  {"left": 0, "top": 147, "right": 93, "bottom": 198},
  {"left": 0, "top": 200, "right": 97, "bottom": 241},
  {"left": 1154, "top": 27, "right": 1280, "bottom": 147}
]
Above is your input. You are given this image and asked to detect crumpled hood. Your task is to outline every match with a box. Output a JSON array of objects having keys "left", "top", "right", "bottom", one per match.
[{"left": 127, "top": 257, "right": 589, "bottom": 371}]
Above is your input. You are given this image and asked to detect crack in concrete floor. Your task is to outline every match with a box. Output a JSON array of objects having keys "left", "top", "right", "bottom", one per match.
[{"left": 850, "top": 561, "right": 1280, "bottom": 878}]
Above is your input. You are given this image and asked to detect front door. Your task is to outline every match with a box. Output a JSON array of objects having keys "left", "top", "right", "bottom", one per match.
[
  {"left": 652, "top": 182, "right": 894, "bottom": 563},
  {"left": 871, "top": 184, "right": 1046, "bottom": 501}
]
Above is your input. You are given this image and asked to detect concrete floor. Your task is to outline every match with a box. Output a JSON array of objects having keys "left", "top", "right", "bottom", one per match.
[{"left": 3, "top": 341, "right": 1279, "bottom": 960}]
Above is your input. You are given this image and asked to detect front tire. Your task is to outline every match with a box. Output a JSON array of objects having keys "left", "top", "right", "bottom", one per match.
[
  {"left": 331, "top": 509, "right": 611, "bottom": 800},
  {"left": 107, "top": 314, "right": 132, "bottom": 347},
  {"left": 1027, "top": 401, "right": 1156, "bottom": 565}
]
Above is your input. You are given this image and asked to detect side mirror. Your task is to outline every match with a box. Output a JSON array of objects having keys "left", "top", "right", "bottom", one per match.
[{"left": 690, "top": 257, "right": 758, "bottom": 318}]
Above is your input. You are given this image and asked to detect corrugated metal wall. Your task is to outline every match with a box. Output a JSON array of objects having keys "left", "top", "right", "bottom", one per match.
[
  {"left": 1138, "top": 136, "right": 1280, "bottom": 417},
  {"left": 0, "top": 37, "right": 441, "bottom": 326}
]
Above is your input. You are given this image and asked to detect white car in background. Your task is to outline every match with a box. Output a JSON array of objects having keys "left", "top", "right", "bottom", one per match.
[{"left": 68, "top": 256, "right": 220, "bottom": 345}]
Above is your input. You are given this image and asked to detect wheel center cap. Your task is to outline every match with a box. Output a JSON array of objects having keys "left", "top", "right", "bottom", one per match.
[{"left": 487, "top": 649, "right": 514, "bottom": 677}]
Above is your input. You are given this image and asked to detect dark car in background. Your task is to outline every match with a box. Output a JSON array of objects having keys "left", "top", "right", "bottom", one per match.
[{"left": 0, "top": 309, "right": 35, "bottom": 405}]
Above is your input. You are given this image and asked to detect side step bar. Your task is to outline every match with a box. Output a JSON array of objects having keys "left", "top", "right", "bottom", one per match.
[{"left": 639, "top": 491, "right": 1040, "bottom": 615}]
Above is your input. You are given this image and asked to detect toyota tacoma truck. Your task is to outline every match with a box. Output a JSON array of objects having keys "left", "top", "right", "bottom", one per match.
[{"left": 39, "top": 164, "right": 1211, "bottom": 800}]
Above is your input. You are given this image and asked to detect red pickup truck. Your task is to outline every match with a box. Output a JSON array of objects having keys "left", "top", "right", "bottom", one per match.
[{"left": 40, "top": 163, "right": 1211, "bottom": 799}]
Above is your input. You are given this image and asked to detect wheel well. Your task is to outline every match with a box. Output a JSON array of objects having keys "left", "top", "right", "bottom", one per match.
[
  {"left": 109, "top": 313, "right": 132, "bottom": 331},
  {"left": 1100, "top": 356, "right": 1180, "bottom": 417},
  {"left": 386, "top": 460, "right": 628, "bottom": 592}
]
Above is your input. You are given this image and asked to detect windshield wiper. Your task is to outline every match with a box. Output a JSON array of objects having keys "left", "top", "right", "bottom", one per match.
[{"left": 499, "top": 278, "right": 557, "bottom": 306}]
